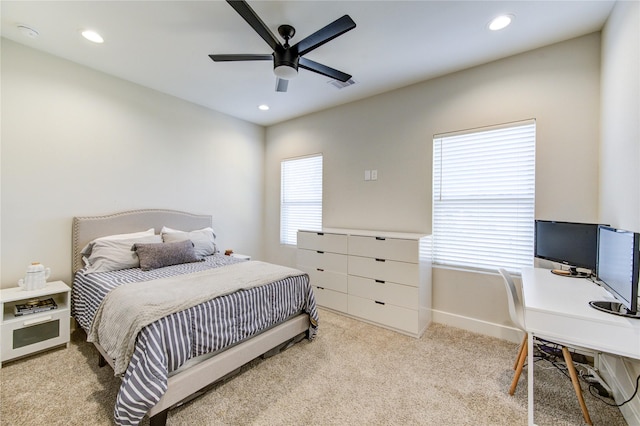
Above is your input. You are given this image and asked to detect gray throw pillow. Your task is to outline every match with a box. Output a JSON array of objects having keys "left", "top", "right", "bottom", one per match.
[{"left": 133, "top": 240, "right": 203, "bottom": 271}]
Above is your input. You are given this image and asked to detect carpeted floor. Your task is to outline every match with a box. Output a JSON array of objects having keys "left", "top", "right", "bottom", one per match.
[{"left": 0, "top": 308, "right": 628, "bottom": 425}]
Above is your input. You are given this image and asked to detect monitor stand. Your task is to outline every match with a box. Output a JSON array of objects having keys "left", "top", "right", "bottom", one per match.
[
  {"left": 550, "top": 267, "right": 590, "bottom": 278},
  {"left": 589, "top": 300, "right": 640, "bottom": 319}
]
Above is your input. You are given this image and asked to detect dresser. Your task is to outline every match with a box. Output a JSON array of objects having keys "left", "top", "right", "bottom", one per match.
[{"left": 297, "top": 229, "right": 432, "bottom": 337}]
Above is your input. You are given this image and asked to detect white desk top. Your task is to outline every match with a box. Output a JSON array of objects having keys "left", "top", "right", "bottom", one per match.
[{"left": 521, "top": 267, "right": 640, "bottom": 360}]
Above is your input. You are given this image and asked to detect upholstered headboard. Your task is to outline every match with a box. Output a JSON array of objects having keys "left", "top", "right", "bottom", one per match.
[{"left": 71, "top": 209, "right": 212, "bottom": 274}]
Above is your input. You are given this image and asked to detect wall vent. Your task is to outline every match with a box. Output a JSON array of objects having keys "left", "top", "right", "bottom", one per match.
[{"left": 328, "top": 78, "right": 357, "bottom": 89}]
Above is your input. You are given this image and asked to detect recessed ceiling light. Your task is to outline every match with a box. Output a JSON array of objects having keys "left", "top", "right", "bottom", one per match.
[
  {"left": 488, "top": 14, "right": 514, "bottom": 31},
  {"left": 81, "top": 30, "right": 104, "bottom": 43},
  {"left": 258, "top": 104, "right": 270, "bottom": 111},
  {"left": 17, "top": 25, "right": 39, "bottom": 39}
]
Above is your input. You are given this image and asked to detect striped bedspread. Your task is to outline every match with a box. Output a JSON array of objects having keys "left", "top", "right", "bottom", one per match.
[{"left": 72, "top": 255, "right": 318, "bottom": 426}]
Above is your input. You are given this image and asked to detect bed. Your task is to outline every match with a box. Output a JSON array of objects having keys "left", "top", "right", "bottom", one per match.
[{"left": 71, "top": 209, "right": 318, "bottom": 426}]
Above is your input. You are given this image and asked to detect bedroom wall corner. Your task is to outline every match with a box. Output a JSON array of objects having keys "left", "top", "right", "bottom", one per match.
[
  {"left": 0, "top": 38, "right": 266, "bottom": 287},
  {"left": 599, "top": 1, "right": 640, "bottom": 423}
]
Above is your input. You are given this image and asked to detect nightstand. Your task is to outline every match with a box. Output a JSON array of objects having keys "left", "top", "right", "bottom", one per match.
[
  {"left": 0, "top": 281, "right": 71, "bottom": 367},
  {"left": 230, "top": 253, "right": 251, "bottom": 261}
]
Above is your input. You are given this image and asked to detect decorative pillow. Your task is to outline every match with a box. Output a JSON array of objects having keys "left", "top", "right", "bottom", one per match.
[
  {"left": 161, "top": 226, "right": 217, "bottom": 257},
  {"left": 80, "top": 228, "right": 155, "bottom": 257},
  {"left": 83, "top": 234, "right": 162, "bottom": 273},
  {"left": 133, "top": 240, "right": 203, "bottom": 271}
]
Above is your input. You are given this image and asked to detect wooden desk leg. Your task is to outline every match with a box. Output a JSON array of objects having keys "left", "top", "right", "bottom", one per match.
[{"left": 528, "top": 333, "right": 535, "bottom": 425}]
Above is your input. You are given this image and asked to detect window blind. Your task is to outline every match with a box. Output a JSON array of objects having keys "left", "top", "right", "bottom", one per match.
[
  {"left": 280, "top": 154, "right": 323, "bottom": 245},
  {"left": 432, "top": 120, "right": 535, "bottom": 272}
]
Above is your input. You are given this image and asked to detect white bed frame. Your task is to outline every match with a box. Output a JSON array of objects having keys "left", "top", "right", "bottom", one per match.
[{"left": 72, "top": 209, "right": 310, "bottom": 425}]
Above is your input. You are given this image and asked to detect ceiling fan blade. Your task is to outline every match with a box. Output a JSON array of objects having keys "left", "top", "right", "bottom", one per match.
[
  {"left": 209, "top": 54, "right": 272, "bottom": 62},
  {"left": 275, "top": 78, "right": 289, "bottom": 92},
  {"left": 299, "top": 57, "right": 351, "bottom": 82},
  {"left": 293, "top": 15, "right": 356, "bottom": 57},
  {"left": 226, "top": 0, "right": 282, "bottom": 51}
]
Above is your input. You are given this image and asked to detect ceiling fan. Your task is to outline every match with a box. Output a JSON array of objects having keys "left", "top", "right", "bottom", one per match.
[{"left": 209, "top": 0, "right": 356, "bottom": 92}]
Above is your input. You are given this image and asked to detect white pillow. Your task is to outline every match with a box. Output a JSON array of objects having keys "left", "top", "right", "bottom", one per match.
[
  {"left": 80, "top": 228, "right": 155, "bottom": 256},
  {"left": 161, "top": 226, "right": 217, "bottom": 257},
  {"left": 83, "top": 234, "right": 162, "bottom": 273}
]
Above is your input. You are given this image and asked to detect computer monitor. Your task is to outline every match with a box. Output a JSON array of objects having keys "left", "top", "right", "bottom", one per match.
[
  {"left": 589, "top": 226, "right": 640, "bottom": 318},
  {"left": 534, "top": 220, "right": 600, "bottom": 277}
]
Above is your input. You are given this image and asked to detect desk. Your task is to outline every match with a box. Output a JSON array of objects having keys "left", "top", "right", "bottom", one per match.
[{"left": 521, "top": 267, "right": 640, "bottom": 425}]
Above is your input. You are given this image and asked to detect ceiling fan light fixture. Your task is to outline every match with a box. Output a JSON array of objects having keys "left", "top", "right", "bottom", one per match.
[{"left": 273, "top": 65, "right": 298, "bottom": 80}]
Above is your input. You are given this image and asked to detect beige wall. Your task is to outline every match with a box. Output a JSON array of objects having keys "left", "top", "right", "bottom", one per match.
[
  {"left": 1, "top": 39, "right": 265, "bottom": 287},
  {"left": 265, "top": 33, "right": 601, "bottom": 336},
  {"left": 599, "top": 0, "right": 640, "bottom": 419},
  {"left": 600, "top": 1, "right": 640, "bottom": 231}
]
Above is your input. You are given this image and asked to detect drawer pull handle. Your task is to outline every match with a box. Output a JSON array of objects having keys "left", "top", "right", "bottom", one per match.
[
  {"left": 375, "top": 258, "right": 386, "bottom": 262},
  {"left": 375, "top": 237, "right": 386, "bottom": 241},
  {"left": 317, "top": 268, "right": 324, "bottom": 272},
  {"left": 317, "top": 250, "right": 324, "bottom": 254},
  {"left": 317, "top": 286, "right": 325, "bottom": 290},
  {"left": 375, "top": 301, "right": 385, "bottom": 305},
  {"left": 23, "top": 315, "right": 53, "bottom": 326},
  {"left": 317, "top": 232, "right": 324, "bottom": 236},
  {"left": 375, "top": 280, "right": 385, "bottom": 284}
]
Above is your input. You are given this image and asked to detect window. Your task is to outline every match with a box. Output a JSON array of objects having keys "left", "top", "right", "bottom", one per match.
[
  {"left": 280, "top": 154, "right": 323, "bottom": 245},
  {"left": 432, "top": 120, "right": 535, "bottom": 272}
]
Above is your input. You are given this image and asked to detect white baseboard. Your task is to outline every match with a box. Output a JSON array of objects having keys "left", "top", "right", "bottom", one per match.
[
  {"left": 431, "top": 309, "right": 523, "bottom": 344},
  {"left": 599, "top": 354, "right": 640, "bottom": 425}
]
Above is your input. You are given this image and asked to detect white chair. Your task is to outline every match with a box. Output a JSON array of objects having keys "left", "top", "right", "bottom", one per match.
[{"left": 499, "top": 268, "right": 592, "bottom": 425}]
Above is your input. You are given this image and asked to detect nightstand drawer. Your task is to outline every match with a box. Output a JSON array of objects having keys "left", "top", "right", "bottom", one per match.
[{"left": 1, "top": 309, "right": 70, "bottom": 363}]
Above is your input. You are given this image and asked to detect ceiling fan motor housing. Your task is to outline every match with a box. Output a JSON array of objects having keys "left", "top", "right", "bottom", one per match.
[{"left": 274, "top": 46, "right": 299, "bottom": 72}]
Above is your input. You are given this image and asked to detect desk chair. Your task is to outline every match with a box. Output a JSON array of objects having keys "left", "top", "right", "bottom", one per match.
[{"left": 499, "top": 268, "right": 592, "bottom": 425}]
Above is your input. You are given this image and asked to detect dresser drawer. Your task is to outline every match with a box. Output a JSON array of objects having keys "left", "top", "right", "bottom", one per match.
[
  {"left": 313, "top": 286, "right": 348, "bottom": 313},
  {"left": 348, "top": 275, "right": 417, "bottom": 309},
  {"left": 348, "top": 256, "right": 419, "bottom": 287},
  {"left": 348, "top": 235, "right": 418, "bottom": 263},
  {"left": 348, "top": 295, "right": 418, "bottom": 335},
  {"left": 297, "top": 231, "right": 348, "bottom": 254},
  {"left": 297, "top": 249, "right": 347, "bottom": 273},
  {"left": 299, "top": 266, "right": 348, "bottom": 293}
]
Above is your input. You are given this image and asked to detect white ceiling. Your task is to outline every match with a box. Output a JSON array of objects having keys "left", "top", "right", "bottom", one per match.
[{"left": 1, "top": 1, "right": 615, "bottom": 126}]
